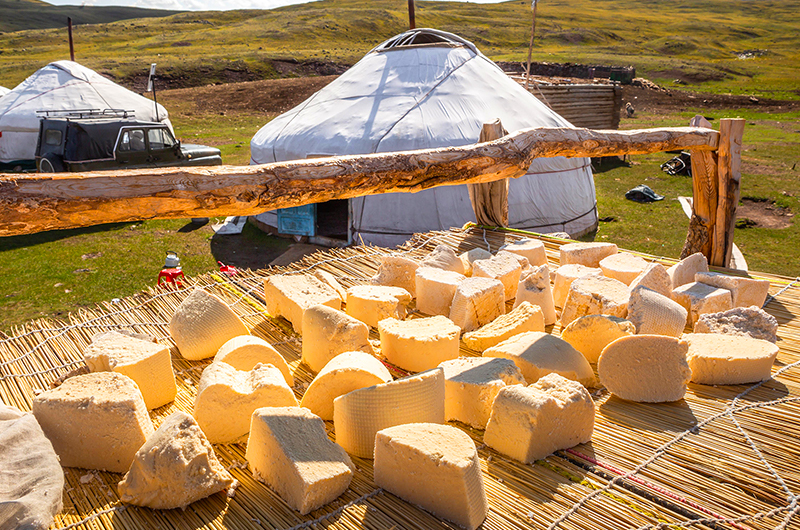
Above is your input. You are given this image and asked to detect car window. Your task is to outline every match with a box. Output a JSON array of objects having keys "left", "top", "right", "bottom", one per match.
[
  {"left": 148, "top": 128, "right": 177, "bottom": 150},
  {"left": 118, "top": 129, "right": 146, "bottom": 152},
  {"left": 44, "top": 129, "right": 62, "bottom": 146}
]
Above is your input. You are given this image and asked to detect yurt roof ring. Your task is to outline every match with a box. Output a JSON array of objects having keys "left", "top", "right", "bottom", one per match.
[{"left": 370, "top": 28, "right": 478, "bottom": 54}]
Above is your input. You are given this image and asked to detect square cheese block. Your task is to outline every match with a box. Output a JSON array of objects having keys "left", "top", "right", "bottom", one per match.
[
  {"left": 599, "top": 253, "right": 649, "bottom": 286},
  {"left": 499, "top": 250, "right": 532, "bottom": 277},
  {"left": 194, "top": 362, "right": 298, "bottom": 444},
  {"left": 301, "top": 305, "right": 373, "bottom": 374},
  {"left": 552, "top": 264, "right": 602, "bottom": 308},
  {"left": 170, "top": 288, "right": 249, "bottom": 360},
  {"left": 420, "top": 244, "right": 467, "bottom": 275},
  {"left": 333, "top": 368, "right": 445, "bottom": 458},
  {"left": 683, "top": 333, "right": 779, "bottom": 385},
  {"left": 514, "top": 265, "right": 557, "bottom": 325},
  {"left": 598, "top": 335, "right": 691, "bottom": 402},
  {"left": 483, "top": 331, "right": 596, "bottom": 387},
  {"left": 672, "top": 281, "right": 733, "bottom": 327},
  {"left": 693, "top": 306, "right": 778, "bottom": 343},
  {"left": 484, "top": 373, "right": 594, "bottom": 464},
  {"left": 628, "top": 262, "right": 672, "bottom": 298},
  {"left": 560, "top": 242, "right": 618, "bottom": 267},
  {"left": 345, "top": 285, "right": 412, "bottom": 328},
  {"left": 379, "top": 316, "right": 461, "bottom": 372},
  {"left": 32, "top": 372, "right": 153, "bottom": 473},
  {"left": 472, "top": 251, "right": 522, "bottom": 301},
  {"left": 560, "top": 275, "right": 630, "bottom": 327},
  {"left": 461, "top": 301, "right": 545, "bottom": 352},
  {"left": 83, "top": 330, "right": 177, "bottom": 410},
  {"left": 667, "top": 252, "right": 708, "bottom": 289},
  {"left": 214, "top": 335, "right": 293, "bottom": 386},
  {"left": 439, "top": 357, "right": 525, "bottom": 428},
  {"left": 118, "top": 411, "right": 233, "bottom": 509},
  {"left": 371, "top": 255, "right": 419, "bottom": 297},
  {"left": 374, "top": 423, "right": 487, "bottom": 530},
  {"left": 264, "top": 275, "right": 341, "bottom": 334},
  {"left": 246, "top": 407, "right": 354, "bottom": 515},
  {"left": 459, "top": 248, "right": 492, "bottom": 277},
  {"left": 449, "top": 277, "right": 505, "bottom": 332},
  {"left": 560, "top": 314, "right": 635, "bottom": 364},
  {"left": 415, "top": 267, "right": 467, "bottom": 316},
  {"left": 695, "top": 271, "right": 770, "bottom": 308},
  {"left": 627, "top": 286, "right": 688, "bottom": 337},
  {"left": 300, "top": 351, "right": 392, "bottom": 420},
  {"left": 499, "top": 238, "right": 547, "bottom": 266}
]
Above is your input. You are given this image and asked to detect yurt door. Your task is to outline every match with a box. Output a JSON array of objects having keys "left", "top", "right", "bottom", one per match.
[{"left": 277, "top": 204, "right": 316, "bottom": 237}]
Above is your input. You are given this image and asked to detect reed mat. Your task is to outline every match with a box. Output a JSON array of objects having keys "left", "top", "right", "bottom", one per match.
[{"left": 1, "top": 226, "right": 798, "bottom": 530}]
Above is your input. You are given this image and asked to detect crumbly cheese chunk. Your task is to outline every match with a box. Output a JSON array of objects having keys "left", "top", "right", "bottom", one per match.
[
  {"left": 345, "top": 285, "right": 411, "bottom": 328},
  {"left": 462, "top": 302, "right": 545, "bottom": 352},
  {"left": 683, "top": 333, "right": 779, "bottom": 385},
  {"left": 560, "top": 314, "right": 635, "bottom": 364},
  {"left": 333, "top": 368, "right": 445, "bottom": 458},
  {"left": 560, "top": 242, "right": 618, "bottom": 267},
  {"left": 247, "top": 407, "right": 354, "bottom": 515},
  {"left": 484, "top": 373, "right": 594, "bottom": 463},
  {"left": 627, "top": 286, "right": 688, "bottom": 337},
  {"left": 552, "top": 264, "right": 602, "bottom": 308},
  {"left": 415, "top": 267, "right": 467, "bottom": 316},
  {"left": 214, "top": 335, "right": 293, "bottom": 386},
  {"left": 499, "top": 238, "right": 547, "bottom": 266},
  {"left": 672, "top": 281, "right": 733, "bottom": 326},
  {"left": 514, "top": 265, "right": 557, "bottom": 325},
  {"left": 667, "top": 252, "right": 708, "bottom": 288},
  {"left": 472, "top": 252, "right": 522, "bottom": 301},
  {"left": 194, "top": 362, "right": 297, "bottom": 444},
  {"left": 300, "top": 351, "right": 392, "bottom": 420},
  {"left": 439, "top": 357, "right": 525, "bottom": 428},
  {"left": 449, "top": 277, "right": 505, "bottom": 332},
  {"left": 598, "top": 335, "right": 691, "bottom": 402},
  {"left": 693, "top": 306, "right": 778, "bottom": 343},
  {"left": 420, "top": 244, "right": 467, "bottom": 275},
  {"left": 371, "top": 255, "right": 419, "bottom": 297},
  {"left": 32, "top": 372, "right": 153, "bottom": 473},
  {"left": 264, "top": 275, "right": 341, "bottom": 333},
  {"left": 314, "top": 270, "right": 348, "bottom": 302},
  {"left": 170, "top": 288, "right": 249, "bottom": 360},
  {"left": 301, "top": 305, "right": 373, "bottom": 373},
  {"left": 374, "top": 423, "right": 487, "bottom": 530},
  {"left": 695, "top": 271, "right": 770, "bottom": 308},
  {"left": 628, "top": 262, "right": 672, "bottom": 298},
  {"left": 459, "top": 248, "right": 492, "bottom": 277},
  {"left": 599, "top": 253, "right": 649, "bottom": 285},
  {"left": 83, "top": 331, "right": 177, "bottom": 410},
  {"left": 560, "top": 275, "right": 629, "bottom": 327},
  {"left": 379, "top": 316, "right": 460, "bottom": 372},
  {"left": 118, "top": 411, "right": 233, "bottom": 509}
]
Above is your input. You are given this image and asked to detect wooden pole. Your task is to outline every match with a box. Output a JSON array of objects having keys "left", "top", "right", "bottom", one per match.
[
  {"left": 408, "top": 0, "right": 416, "bottom": 30},
  {"left": 525, "top": 0, "right": 537, "bottom": 89},
  {"left": 711, "top": 118, "right": 745, "bottom": 267},
  {"left": 681, "top": 115, "right": 718, "bottom": 260},
  {"left": 67, "top": 17, "right": 75, "bottom": 62}
]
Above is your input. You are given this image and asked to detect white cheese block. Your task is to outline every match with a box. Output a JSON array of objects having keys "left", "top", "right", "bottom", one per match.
[
  {"left": 83, "top": 330, "right": 177, "bottom": 410},
  {"left": 301, "top": 304, "right": 373, "bottom": 374},
  {"left": 672, "top": 281, "right": 733, "bottom": 327},
  {"left": 499, "top": 238, "right": 547, "bottom": 266},
  {"left": 371, "top": 255, "right": 419, "bottom": 297},
  {"left": 498, "top": 250, "right": 532, "bottom": 277},
  {"left": 483, "top": 331, "right": 596, "bottom": 387},
  {"left": 693, "top": 306, "right": 778, "bottom": 343},
  {"left": 599, "top": 252, "right": 649, "bottom": 285},
  {"left": 695, "top": 271, "right": 770, "bottom": 308},
  {"left": 374, "top": 423, "right": 487, "bottom": 530},
  {"left": 194, "top": 362, "right": 298, "bottom": 444},
  {"left": 415, "top": 267, "right": 467, "bottom": 316},
  {"left": 461, "top": 301, "right": 545, "bottom": 352},
  {"left": 459, "top": 248, "right": 492, "bottom": 277},
  {"left": 247, "top": 407, "right": 354, "bottom": 515},
  {"left": 667, "top": 252, "right": 708, "bottom": 289},
  {"left": 484, "top": 373, "right": 594, "bottom": 463},
  {"left": 514, "top": 264, "right": 557, "bottom": 325},
  {"left": 300, "top": 351, "right": 392, "bottom": 420},
  {"left": 560, "top": 314, "right": 635, "bottom": 364},
  {"left": 560, "top": 275, "right": 629, "bottom": 327},
  {"left": 683, "top": 333, "right": 779, "bottom": 385},
  {"left": 560, "top": 242, "right": 618, "bottom": 267},
  {"left": 598, "top": 335, "right": 691, "bottom": 402},
  {"left": 314, "top": 269, "right": 348, "bottom": 302},
  {"left": 345, "top": 285, "right": 412, "bottom": 328},
  {"left": 264, "top": 275, "right": 341, "bottom": 333},
  {"left": 32, "top": 372, "right": 153, "bottom": 472},
  {"left": 420, "top": 244, "right": 467, "bottom": 274},
  {"left": 333, "top": 368, "right": 445, "bottom": 458},
  {"left": 214, "top": 335, "right": 293, "bottom": 386},
  {"left": 439, "top": 357, "right": 525, "bottom": 428},
  {"left": 449, "top": 277, "right": 505, "bottom": 332},
  {"left": 552, "top": 264, "right": 602, "bottom": 308},
  {"left": 170, "top": 288, "right": 249, "bottom": 361},
  {"left": 628, "top": 262, "right": 672, "bottom": 298},
  {"left": 472, "top": 252, "right": 522, "bottom": 301},
  {"left": 118, "top": 411, "right": 233, "bottom": 509},
  {"left": 379, "top": 316, "right": 461, "bottom": 372},
  {"left": 627, "top": 286, "right": 688, "bottom": 337}
]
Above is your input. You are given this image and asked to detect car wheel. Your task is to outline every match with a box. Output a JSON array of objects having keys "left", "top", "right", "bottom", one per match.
[{"left": 38, "top": 155, "right": 65, "bottom": 173}]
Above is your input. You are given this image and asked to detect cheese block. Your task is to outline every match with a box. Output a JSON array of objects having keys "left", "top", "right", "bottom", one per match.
[
  {"left": 683, "top": 333, "right": 779, "bottom": 385},
  {"left": 246, "top": 407, "right": 354, "bottom": 515},
  {"left": 498, "top": 250, "right": 532, "bottom": 277},
  {"left": 301, "top": 304, "right": 373, "bottom": 373},
  {"left": 379, "top": 316, "right": 460, "bottom": 372},
  {"left": 214, "top": 335, "right": 293, "bottom": 386},
  {"left": 439, "top": 357, "right": 525, "bottom": 428},
  {"left": 194, "top": 362, "right": 298, "bottom": 444},
  {"left": 333, "top": 368, "right": 445, "bottom": 458},
  {"left": 371, "top": 255, "right": 419, "bottom": 297},
  {"left": 693, "top": 306, "right": 778, "bottom": 343},
  {"left": 420, "top": 244, "right": 467, "bottom": 275},
  {"left": 628, "top": 262, "right": 672, "bottom": 298},
  {"left": 314, "top": 269, "right": 348, "bottom": 302},
  {"left": 672, "top": 281, "right": 733, "bottom": 326},
  {"left": 499, "top": 238, "right": 547, "bottom": 266},
  {"left": 695, "top": 271, "right": 770, "bottom": 308},
  {"left": 627, "top": 286, "right": 688, "bottom": 337},
  {"left": 83, "top": 330, "right": 177, "bottom": 410},
  {"left": 598, "top": 335, "right": 691, "bottom": 402},
  {"left": 560, "top": 275, "right": 629, "bottom": 327},
  {"left": 560, "top": 314, "right": 635, "bottom": 364},
  {"left": 560, "top": 242, "right": 618, "bottom": 267},
  {"left": 264, "top": 275, "right": 341, "bottom": 333},
  {"left": 300, "top": 351, "right": 392, "bottom": 420},
  {"left": 484, "top": 373, "right": 594, "bottom": 464},
  {"left": 461, "top": 301, "right": 545, "bottom": 352},
  {"left": 459, "top": 248, "right": 492, "bottom": 277},
  {"left": 472, "top": 252, "right": 522, "bottom": 301},
  {"left": 483, "top": 331, "right": 596, "bottom": 387},
  {"left": 118, "top": 411, "right": 233, "bottom": 509},
  {"left": 374, "top": 423, "right": 487, "bottom": 530},
  {"left": 449, "top": 277, "right": 505, "bottom": 332},
  {"left": 552, "top": 264, "right": 602, "bottom": 308},
  {"left": 345, "top": 285, "right": 412, "bottom": 328},
  {"left": 170, "top": 288, "right": 249, "bottom": 360},
  {"left": 667, "top": 252, "right": 708, "bottom": 289},
  {"left": 32, "top": 372, "right": 153, "bottom": 472},
  {"left": 416, "top": 267, "right": 467, "bottom": 316},
  {"left": 599, "top": 253, "right": 649, "bottom": 285},
  {"left": 514, "top": 265, "right": 557, "bottom": 325}
]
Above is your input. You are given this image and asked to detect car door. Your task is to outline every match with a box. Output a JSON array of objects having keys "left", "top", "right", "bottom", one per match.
[
  {"left": 116, "top": 127, "right": 150, "bottom": 168},
  {"left": 146, "top": 127, "right": 181, "bottom": 167}
]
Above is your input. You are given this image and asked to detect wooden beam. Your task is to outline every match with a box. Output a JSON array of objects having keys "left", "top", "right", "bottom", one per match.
[
  {"left": 681, "top": 115, "right": 719, "bottom": 260},
  {"left": 711, "top": 118, "right": 745, "bottom": 267}
]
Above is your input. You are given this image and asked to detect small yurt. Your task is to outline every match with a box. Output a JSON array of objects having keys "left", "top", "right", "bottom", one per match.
[{"left": 250, "top": 29, "right": 597, "bottom": 247}]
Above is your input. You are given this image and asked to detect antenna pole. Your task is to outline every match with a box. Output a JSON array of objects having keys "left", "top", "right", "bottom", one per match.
[
  {"left": 408, "top": 0, "right": 416, "bottom": 29},
  {"left": 68, "top": 17, "right": 75, "bottom": 61}
]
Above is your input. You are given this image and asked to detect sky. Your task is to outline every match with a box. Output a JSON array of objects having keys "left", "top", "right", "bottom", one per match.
[{"left": 46, "top": 0, "right": 509, "bottom": 11}]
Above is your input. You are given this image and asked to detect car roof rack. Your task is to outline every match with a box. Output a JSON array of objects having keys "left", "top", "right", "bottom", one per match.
[{"left": 36, "top": 108, "right": 137, "bottom": 120}]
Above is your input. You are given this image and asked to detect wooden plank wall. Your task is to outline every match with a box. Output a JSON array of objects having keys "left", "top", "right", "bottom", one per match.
[{"left": 513, "top": 80, "right": 623, "bottom": 130}]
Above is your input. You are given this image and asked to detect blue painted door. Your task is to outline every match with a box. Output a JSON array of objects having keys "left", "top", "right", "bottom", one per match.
[{"left": 277, "top": 204, "right": 317, "bottom": 236}]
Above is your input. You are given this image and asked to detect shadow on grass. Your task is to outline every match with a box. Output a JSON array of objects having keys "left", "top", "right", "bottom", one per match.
[
  {"left": 209, "top": 222, "right": 292, "bottom": 271},
  {"left": 591, "top": 156, "right": 631, "bottom": 174},
  {"left": 0, "top": 222, "right": 134, "bottom": 252}
]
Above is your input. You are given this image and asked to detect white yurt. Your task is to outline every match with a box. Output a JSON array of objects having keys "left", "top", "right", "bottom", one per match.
[
  {"left": 0, "top": 61, "right": 170, "bottom": 171},
  {"left": 250, "top": 29, "right": 597, "bottom": 247},
  {"left": 0, "top": 86, "right": 10, "bottom": 97}
]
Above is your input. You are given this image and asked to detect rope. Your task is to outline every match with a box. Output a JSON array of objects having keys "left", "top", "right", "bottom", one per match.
[
  {"left": 283, "top": 489, "right": 383, "bottom": 530},
  {"left": 763, "top": 276, "right": 800, "bottom": 308}
]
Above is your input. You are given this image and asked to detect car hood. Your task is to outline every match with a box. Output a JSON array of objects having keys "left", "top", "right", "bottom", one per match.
[{"left": 180, "top": 143, "right": 221, "bottom": 158}]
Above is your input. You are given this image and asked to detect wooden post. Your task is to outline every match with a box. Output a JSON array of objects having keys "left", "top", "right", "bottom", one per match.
[
  {"left": 67, "top": 17, "right": 75, "bottom": 62},
  {"left": 711, "top": 118, "right": 745, "bottom": 267},
  {"left": 408, "top": 0, "right": 416, "bottom": 30},
  {"left": 468, "top": 120, "right": 509, "bottom": 227},
  {"left": 681, "top": 115, "right": 718, "bottom": 260},
  {"left": 525, "top": 0, "right": 538, "bottom": 89}
]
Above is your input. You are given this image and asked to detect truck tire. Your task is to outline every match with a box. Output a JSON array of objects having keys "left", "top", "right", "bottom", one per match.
[{"left": 38, "top": 155, "right": 65, "bottom": 173}]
